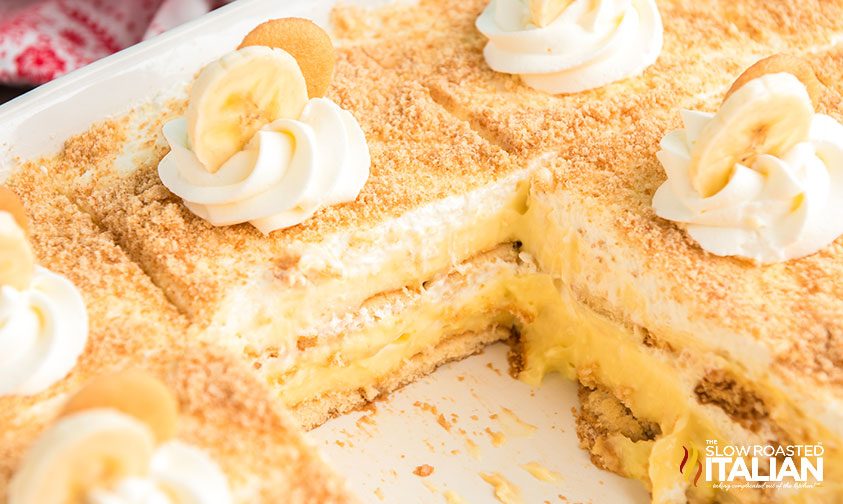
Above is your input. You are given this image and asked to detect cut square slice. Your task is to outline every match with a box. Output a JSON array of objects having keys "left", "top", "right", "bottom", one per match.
[
  {"left": 20, "top": 46, "right": 531, "bottom": 406},
  {"left": 0, "top": 169, "right": 352, "bottom": 502},
  {"left": 0, "top": 166, "right": 186, "bottom": 408}
]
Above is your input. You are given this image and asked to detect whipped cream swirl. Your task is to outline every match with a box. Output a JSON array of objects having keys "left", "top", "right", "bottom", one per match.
[
  {"left": 653, "top": 110, "right": 843, "bottom": 264},
  {"left": 159, "top": 97, "right": 370, "bottom": 234},
  {"left": 11, "top": 408, "right": 231, "bottom": 504},
  {"left": 475, "top": 0, "right": 663, "bottom": 94},
  {"left": 89, "top": 441, "right": 232, "bottom": 504},
  {"left": 0, "top": 266, "right": 88, "bottom": 396}
]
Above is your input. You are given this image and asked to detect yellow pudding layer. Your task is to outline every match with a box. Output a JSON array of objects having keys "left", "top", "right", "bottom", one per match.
[
  {"left": 275, "top": 309, "right": 513, "bottom": 408},
  {"left": 510, "top": 274, "right": 842, "bottom": 503},
  {"left": 521, "top": 190, "right": 843, "bottom": 428},
  {"left": 262, "top": 234, "right": 841, "bottom": 500},
  {"left": 202, "top": 174, "right": 531, "bottom": 356},
  {"left": 268, "top": 249, "right": 527, "bottom": 409}
]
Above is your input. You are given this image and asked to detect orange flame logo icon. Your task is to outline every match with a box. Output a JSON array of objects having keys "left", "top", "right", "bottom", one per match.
[{"left": 680, "top": 445, "right": 703, "bottom": 487}]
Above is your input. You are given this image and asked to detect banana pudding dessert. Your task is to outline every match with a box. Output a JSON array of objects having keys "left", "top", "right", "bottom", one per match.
[{"left": 1, "top": 0, "right": 842, "bottom": 503}]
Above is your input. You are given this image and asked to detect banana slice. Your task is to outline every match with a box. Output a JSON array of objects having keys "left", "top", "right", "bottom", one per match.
[
  {"left": 530, "top": 0, "right": 573, "bottom": 27},
  {"left": 8, "top": 410, "right": 156, "bottom": 504},
  {"left": 186, "top": 46, "right": 308, "bottom": 173},
  {"left": 689, "top": 72, "right": 813, "bottom": 197},
  {"left": 239, "top": 18, "right": 336, "bottom": 99},
  {"left": 62, "top": 369, "right": 179, "bottom": 443},
  {"left": 0, "top": 211, "right": 34, "bottom": 290},
  {"left": 724, "top": 54, "right": 823, "bottom": 108}
]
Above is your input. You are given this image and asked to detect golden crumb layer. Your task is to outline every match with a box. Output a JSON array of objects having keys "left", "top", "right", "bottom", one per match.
[
  {"left": 0, "top": 166, "right": 187, "bottom": 419},
  {"left": 333, "top": 0, "right": 843, "bottom": 158},
  {"left": 810, "top": 45, "right": 843, "bottom": 97},
  {"left": 38, "top": 46, "right": 520, "bottom": 325},
  {"left": 155, "top": 344, "right": 354, "bottom": 503},
  {"left": 331, "top": 0, "right": 481, "bottom": 45},
  {"left": 333, "top": 0, "right": 843, "bottom": 51}
]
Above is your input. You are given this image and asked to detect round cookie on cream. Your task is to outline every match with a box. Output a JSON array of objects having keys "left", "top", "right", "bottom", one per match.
[
  {"left": 159, "top": 18, "right": 370, "bottom": 235},
  {"left": 0, "top": 188, "right": 88, "bottom": 397},
  {"left": 9, "top": 370, "right": 231, "bottom": 504},
  {"left": 653, "top": 54, "right": 843, "bottom": 264},
  {"left": 475, "top": 0, "right": 663, "bottom": 94}
]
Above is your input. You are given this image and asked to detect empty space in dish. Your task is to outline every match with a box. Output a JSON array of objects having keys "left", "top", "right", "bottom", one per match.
[{"left": 313, "top": 343, "right": 648, "bottom": 503}]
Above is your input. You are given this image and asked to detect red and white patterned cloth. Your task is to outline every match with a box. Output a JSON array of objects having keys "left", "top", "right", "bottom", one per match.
[{"left": 0, "top": 0, "right": 232, "bottom": 86}]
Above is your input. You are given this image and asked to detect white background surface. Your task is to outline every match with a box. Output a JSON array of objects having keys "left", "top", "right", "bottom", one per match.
[
  {"left": 0, "top": 1, "right": 650, "bottom": 502},
  {"left": 313, "top": 344, "right": 649, "bottom": 503}
]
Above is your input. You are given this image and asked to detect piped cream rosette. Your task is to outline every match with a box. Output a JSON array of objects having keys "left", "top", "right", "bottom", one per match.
[
  {"left": 475, "top": 0, "right": 663, "bottom": 94},
  {"left": 158, "top": 19, "right": 370, "bottom": 235},
  {"left": 9, "top": 370, "right": 232, "bottom": 504},
  {"left": 0, "top": 188, "right": 88, "bottom": 397},
  {"left": 653, "top": 55, "right": 843, "bottom": 264}
]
